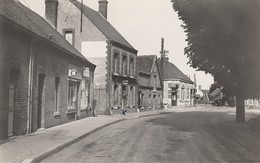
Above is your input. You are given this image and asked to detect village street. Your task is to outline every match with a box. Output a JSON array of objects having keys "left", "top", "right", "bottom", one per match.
[{"left": 42, "top": 106, "right": 260, "bottom": 163}]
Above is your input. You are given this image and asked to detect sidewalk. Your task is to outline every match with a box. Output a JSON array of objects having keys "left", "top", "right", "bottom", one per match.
[{"left": 0, "top": 109, "right": 167, "bottom": 163}]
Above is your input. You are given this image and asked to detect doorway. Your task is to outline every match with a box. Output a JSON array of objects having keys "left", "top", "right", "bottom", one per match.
[
  {"left": 37, "top": 74, "right": 45, "bottom": 129},
  {"left": 171, "top": 90, "right": 177, "bottom": 106},
  {"left": 8, "top": 84, "right": 15, "bottom": 136}
]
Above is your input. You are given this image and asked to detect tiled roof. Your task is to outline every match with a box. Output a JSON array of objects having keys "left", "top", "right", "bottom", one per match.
[
  {"left": 158, "top": 59, "right": 193, "bottom": 84},
  {"left": 137, "top": 55, "right": 156, "bottom": 74},
  {"left": 71, "top": 0, "right": 137, "bottom": 52},
  {"left": 0, "top": 0, "right": 95, "bottom": 68}
]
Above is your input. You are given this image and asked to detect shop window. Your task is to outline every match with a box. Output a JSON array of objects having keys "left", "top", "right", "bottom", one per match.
[{"left": 68, "top": 80, "right": 78, "bottom": 111}]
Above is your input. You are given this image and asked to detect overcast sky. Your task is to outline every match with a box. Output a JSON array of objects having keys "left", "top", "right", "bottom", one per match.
[{"left": 19, "top": 0, "right": 213, "bottom": 89}]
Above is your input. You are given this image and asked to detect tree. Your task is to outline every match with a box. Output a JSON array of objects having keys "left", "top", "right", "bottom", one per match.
[{"left": 171, "top": 0, "right": 260, "bottom": 122}]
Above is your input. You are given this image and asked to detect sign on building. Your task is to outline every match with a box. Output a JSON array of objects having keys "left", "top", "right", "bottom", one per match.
[{"left": 68, "top": 69, "right": 78, "bottom": 76}]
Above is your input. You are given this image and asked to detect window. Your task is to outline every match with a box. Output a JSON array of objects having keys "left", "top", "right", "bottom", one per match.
[
  {"left": 129, "top": 58, "right": 134, "bottom": 77},
  {"left": 153, "top": 74, "right": 157, "bottom": 89},
  {"left": 187, "top": 88, "right": 190, "bottom": 99},
  {"left": 63, "top": 29, "right": 75, "bottom": 46},
  {"left": 54, "top": 77, "right": 60, "bottom": 114},
  {"left": 68, "top": 80, "right": 78, "bottom": 111},
  {"left": 122, "top": 56, "right": 127, "bottom": 75},
  {"left": 113, "top": 53, "right": 119, "bottom": 74}
]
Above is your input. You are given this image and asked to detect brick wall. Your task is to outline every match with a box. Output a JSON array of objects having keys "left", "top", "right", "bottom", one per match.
[
  {"left": 0, "top": 25, "right": 31, "bottom": 138},
  {"left": 0, "top": 19, "right": 95, "bottom": 139},
  {"left": 0, "top": 52, "right": 8, "bottom": 139},
  {"left": 34, "top": 43, "right": 95, "bottom": 129}
]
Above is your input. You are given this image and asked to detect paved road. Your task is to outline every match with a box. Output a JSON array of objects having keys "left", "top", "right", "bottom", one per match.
[{"left": 42, "top": 108, "right": 260, "bottom": 162}]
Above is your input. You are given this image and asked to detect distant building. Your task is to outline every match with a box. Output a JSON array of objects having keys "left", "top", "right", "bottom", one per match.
[
  {"left": 158, "top": 58, "right": 194, "bottom": 107},
  {"left": 137, "top": 55, "right": 163, "bottom": 111},
  {"left": 245, "top": 99, "right": 260, "bottom": 109},
  {"left": 45, "top": 0, "right": 138, "bottom": 114},
  {"left": 197, "top": 85, "right": 210, "bottom": 104},
  {"left": 0, "top": 0, "right": 95, "bottom": 140}
]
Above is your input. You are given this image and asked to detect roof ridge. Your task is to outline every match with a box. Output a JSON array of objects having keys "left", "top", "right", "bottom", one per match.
[
  {"left": 1, "top": 0, "right": 95, "bottom": 68},
  {"left": 71, "top": 0, "right": 137, "bottom": 52}
]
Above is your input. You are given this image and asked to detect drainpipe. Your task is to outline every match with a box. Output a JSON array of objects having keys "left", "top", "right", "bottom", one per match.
[
  {"left": 27, "top": 40, "right": 34, "bottom": 134},
  {"left": 106, "top": 39, "right": 113, "bottom": 115}
]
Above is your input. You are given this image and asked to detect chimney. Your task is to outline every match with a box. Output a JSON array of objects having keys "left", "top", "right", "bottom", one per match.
[
  {"left": 165, "top": 57, "right": 169, "bottom": 62},
  {"left": 45, "top": 0, "right": 58, "bottom": 28},
  {"left": 98, "top": 0, "right": 108, "bottom": 19}
]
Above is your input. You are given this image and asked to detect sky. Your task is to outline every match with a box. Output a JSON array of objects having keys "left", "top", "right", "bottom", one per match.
[{"left": 18, "top": 0, "right": 214, "bottom": 89}]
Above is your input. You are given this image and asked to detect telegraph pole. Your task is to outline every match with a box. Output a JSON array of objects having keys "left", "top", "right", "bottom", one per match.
[{"left": 160, "top": 38, "right": 164, "bottom": 81}]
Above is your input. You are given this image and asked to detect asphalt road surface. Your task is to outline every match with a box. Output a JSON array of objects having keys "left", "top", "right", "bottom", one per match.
[{"left": 42, "top": 107, "right": 260, "bottom": 162}]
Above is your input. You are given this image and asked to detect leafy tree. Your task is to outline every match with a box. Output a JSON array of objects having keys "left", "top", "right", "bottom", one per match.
[{"left": 172, "top": 0, "right": 260, "bottom": 122}]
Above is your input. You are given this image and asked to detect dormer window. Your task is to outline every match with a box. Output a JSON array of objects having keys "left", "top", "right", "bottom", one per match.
[{"left": 63, "top": 28, "right": 75, "bottom": 46}]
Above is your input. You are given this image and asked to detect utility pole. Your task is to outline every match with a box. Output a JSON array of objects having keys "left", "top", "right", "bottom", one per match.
[
  {"left": 160, "top": 38, "right": 164, "bottom": 81},
  {"left": 160, "top": 38, "right": 169, "bottom": 109}
]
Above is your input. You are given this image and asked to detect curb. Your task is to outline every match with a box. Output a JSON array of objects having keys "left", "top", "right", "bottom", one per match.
[
  {"left": 27, "top": 119, "right": 126, "bottom": 163},
  {"left": 25, "top": 111, "right": 170, "bottom": 162}
]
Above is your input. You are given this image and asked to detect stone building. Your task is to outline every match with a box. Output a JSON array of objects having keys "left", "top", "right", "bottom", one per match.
[
  {"left": 159, "top": 58, "right": 194, "bottom": 108},
  {"left": 0, "top": 0, "right": 95, "bottom": 140},
  {"left": 137, "top": 55, "right": 163, "bottom": 111},
  {"left": 45, "top": 0, "right": 138, "bottom": 114}
]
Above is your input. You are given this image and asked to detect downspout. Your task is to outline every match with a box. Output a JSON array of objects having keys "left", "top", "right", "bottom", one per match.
[
  {"left": 107, "top": 39, "right": 112, "bottom": 115},
  {"left": 27, "top": 40, "right": 34, "bottom": 134}
]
